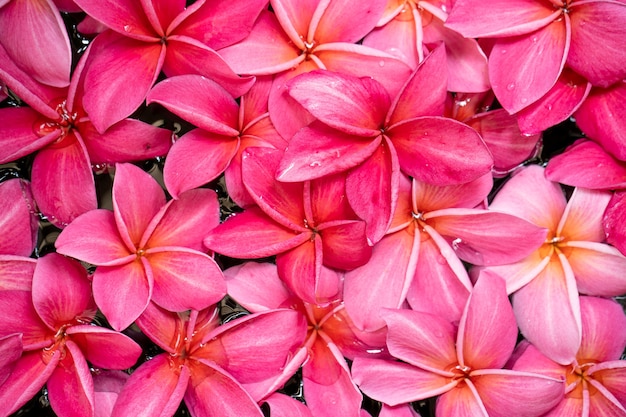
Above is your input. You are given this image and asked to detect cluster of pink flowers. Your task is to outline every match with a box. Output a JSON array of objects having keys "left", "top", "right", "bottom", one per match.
[{"left": 1, "top": 0, "right": 625, "bottom": 416}]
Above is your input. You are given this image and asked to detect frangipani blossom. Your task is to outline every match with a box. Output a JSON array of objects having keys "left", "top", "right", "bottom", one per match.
[
  {"left": 146, "top": 74, "right": 286, "bottom": 203},
  {"left": 205, "top": 147, "right": 371, "bottom": 304},
  {"left": 509, "top": 296, "right": 626, "bottom": 416},
  {"left": 0, "top": 178, "right": 38, "bottom": 256},
  {"left": 0, "top": 43, "right": 172, "bottom": 228},
  {"left": 472, "top": 165, "right": 626, "bottom": 364},
  {"left": 363, "top": 0, "right": 490, "bottom": 92},
  {"left": 445, "top": 0, "right": 626, "bottom": 115},
  {"left": 343, "top": 173, "right": 547, "bottom": 332},
  {"left": 55, "top": 163, "right": 226, "bottom": 330},
  {"left": 112, "top": 302, "right": 306, "bottom": 417},
  {"left": 73, "top": 0, "right": 262, "bottom": 132},
  {"left": 278, "top": 46, "right": 492, "bottom": 242},
  {"left": 352, "top": 275, "right": 563, "bottom": 417},
  {"left": 0, "top": 253, "right": 142, "bottom": 417},
  {"left": 225, "top": 262, "right": 387, "bottom": 417}
]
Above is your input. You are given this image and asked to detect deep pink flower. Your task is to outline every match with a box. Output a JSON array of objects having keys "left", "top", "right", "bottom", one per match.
[
  {"left": 73, "top": 0, "right": 263, "bottom": 132},
  {"left": 55, "top": 163, "right": 226, "bottom": 330},
  {"left": 0, "top": 179, "right": 38, "bottom": 256},
  {"left": 205, "top": 147, "right": 371, "bottom": 304},
  {"left": 0, "top": 44, "right": 172, "bottom": 228},
  {"left": 472, "top": 165, "right": 626, "bottom": 364},
  {"left": 112, "top": 302, "right": 306, "bottom": 417},
  {"left": 509, "top": 296, "right": 626, "bottom": 415},
  {"left": 0, "top": 253, "right": 142, "bottom": 417},
  {"left": 446, "top": 0, "right": 626, "bottom": 114},
  {"left": 352, "top": 275, "right": 563, "bottom": 416}
]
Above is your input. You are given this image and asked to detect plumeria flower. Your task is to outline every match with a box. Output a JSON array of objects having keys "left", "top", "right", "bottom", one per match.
[
  {"left": 472, "top": 165, "right": 626, "bottom": 364},
  {"left": 278, "top": 46, "right": 492, "bottom": 242},
  {"left": 0, "top": 253, "right": 142, "bottom": 417},
  {"left": 55, "top": 163, "right": 226, "bottom": 330},
  {"left": 112, "top": 302, "right": 306, "bottom": 417},
  {"left": 509, "top": 296, "right": 626, "bottom": 415},
  {"left": 0, "top": 179, "right": 38, "bottom": 256},
  {"left": 73, "top": 0, "right": 263, "bottom": 132},
  {"left": 343, "top": 172, "right": 547, "bottom": 332},
  {"left": 205, "top": 147, "right": 371, "bottom": 304},
  {"left": 363, "top": 0, "right": 490, "bottom": 92},
  {"left": 445, "top": 0, "right": 626, "bottom": 115},
  {"left": 0, "top": 43, "right": 172, "bottom": 228},
  {"left": 225, "top": 262, "right": 387, "bottom": 417},
  {"left": 352, "top": 275, "right": 564, "bottom": 416},
  {"left": 146, "top": 74, "right": 286, "bottom": 204}
]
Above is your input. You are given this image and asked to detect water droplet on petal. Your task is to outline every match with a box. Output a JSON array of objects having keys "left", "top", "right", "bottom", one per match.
[
  {"left": 452, "top": 238, "right": 462, "bottom": 250},
  {"left": 506, "top": 83, "right": 516, "bottom": 91},
  {"left": 123, "top": 24, "right": 133, "bottom": 32},
  {"left": 309, "top": 161, "right": 321, "bottom": 167},
  {"left": 378, "top": 60, "right": 385, "bottom": 67},
  {"left": 532, "top": 36, "right": 538, "bottom": 43}
]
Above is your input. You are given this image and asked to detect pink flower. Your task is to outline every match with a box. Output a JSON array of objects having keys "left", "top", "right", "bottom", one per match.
[
  {"left": 0, "top": 253, "right": 142, "bottom": 417},
  {"left": 112, "top": 302, "right": 307, "bottom": 417},
  {"left": 0, "top": 179, "right": 38, "bottom": 256},
  {"left": 509, "top": 296, "right": 626, "bottom": 415},
  {"left": 472, "top": 165, "right": 626, "bottom": 364},
  {"left": 55, "top": 163, "right": 226, "bottom": 330}
]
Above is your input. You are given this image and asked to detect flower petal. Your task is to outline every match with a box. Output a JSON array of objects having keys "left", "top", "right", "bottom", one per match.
[
  {"left": 0, "top": 333, "right": 22, "bottom": 386},
  {"left": 47, "top": 342, "right": 94, "bottom": 417},
  {"left": 319, "top": 220, "right": 371, "bottom": 270},
  {"left": 73, "top": 0, "right": 157, "bottom": 39},
  {"left": 604, "top": 191, "right": 626, "bottom": 256},
  {"left": 0, "top": 107, "right": 59, "bottom": 164},
  {"left": 67, "top": 325, "right": 142, "bottom": 370},
  {"left": 565, "top": 242, "right": 626, "bottom": 297},
  {"left": 435, "top": 381, "right": 488, "bottom": 417},
  {"left": 578, "top": 296, "right": 626, "bottom": 362},
  {"left": 263, "top": 392, "right": 313, "bottom": 417},
  {"left": 275, "top": 237, "right": 323, "bottom": 304},
  {"left": 223, "top": 262, "right": 293, "bottom": 312},
  {"left": 0, "top": 179, "right": 37, "bottom": 256}
]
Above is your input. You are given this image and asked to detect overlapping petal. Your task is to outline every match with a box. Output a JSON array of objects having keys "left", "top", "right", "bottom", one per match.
[{"left": 47, "top": 342, "right": 94, "bottom": 417}]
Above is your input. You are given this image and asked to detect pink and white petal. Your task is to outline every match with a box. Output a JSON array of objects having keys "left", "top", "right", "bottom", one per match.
[
  {"left": 470, "top": 251, "right": 550, "bottom": 294},
  {"left": 343, "top": 230, "right": 417, "bottom": 332},
  {"left": 381, "top": 308, "right": 457, "bottom": 373},
  {"left": 223, "top": 262, "right": 293, "bottom": 312},
  {"left": 30, "top": 135, "right": 97, "bottom": 228},
  {"left": 55, "top": 210, "right": 133, "bottom": 266},
  {"left": 79, "top": 118, "right": 173, "bottom": 164},
  {"left": 314, "top": 0, "right": 386, "bottom": 44},
  {"left": 465, "top": 109, "right": 541, "bottom": 175},
  {"left": 457, "top": 275, "right": 517, "bottom": 370},
  {"left": 47, "top": 342, "right": 94, "bottom": 417},
  {"left": 0, "top": 179, "right": 37, "bottom": 256},
  {"left": 163, "top": 129, "right": 238, "bottom": 199},
  {"left": 471, "top": 369, "right": 564, "bottom": 417},
  {"left": 543, "top": 397, "right": 583, "bottom": 417},
  {"left": 389, "top": 117, "right": 492, "bottom": 186},
  {"left": 112, "top": 162, "right": 165, "bottom": 250},
  {"left": 489, "top": 165, "right": 566, "bottom": 230},
  {"left": 264, "top": 392, "right": 313, "bottom": 417},
  {"left": 564, "top": 242, "right": 626, "bottom": 296},
  {"left": 146, "top": 188, "right": 220, "bottom": 251},
  {"left": 146, "top": 75, "right": 239, "bottom": 135},
  {"left": 587, "top": 386, "right": 626, "bottom": 417},
  {"left": 288, "top": 70, "right": 388, "bottom": 136},
  {"left": 435, "top": 382, "right": 489, "bottom": 417},
  {"left": 515, "top": 69, "right": 591, "bottom": 134},
  {"left": 32, "top": 253, "right": 91, "bottom": 330},
  {"left": 67, "top": 325, "right": 142, "bottom": 370},
  {"left": 604, "top": 191, "right": 626, "bottom": 256},
  {"left": 276, "top": 238, "right": 324, "bottom": 304},
  {"left": 558, "top": 187, "right": 612, "bottom": 242},
  {"left": 0, "top": 107, "right": 60, "bottom": 164},
  {"left": 270, "top": 0, "right": 317, "bottom": 46},
  {"left": 82, "top": 31, "right": 164, "bottom": 132},
  {"left": 111, "top": 354, "right": 190, "bottom": 417},
  {"left": 92, "top": 260, "right": 151, "bottom": 331},
  {"left": 0, "top": 350, "right": 61, "bottom": 415},
  {"left": 72, "top": 0, "right": 157, "bottom": 39},
  {"left": 204, "top": 208, "right": 310, "bottom": 258},
  {"left": 429, "top": 210, "right": 547, "bottom": 265},
  {"left": 445, "top": 0, "right": 558, "bottom": 38},
  {"left": 146, "top": 248, "right": 226, "bottom": 312},
  {"left": 578, "top": 296, "right": 626, "bottom": 362},
  {"left": 512, "top": 256, "right": 581, "bottom": 365},
  {"left": 567, "top": 2, "right": 626, "bottom": 87},
  {"left": 412, "top": 174, "right": 493, "bottom": 212},
  {"left": 546, "top": 139, "right": 626, "bottom": 190},
  {"left": 345, "top": 137, "right": 399, "bottom": 244},
  {"left": 352, "top": 357, "right": 453, "bottom": 405},
  {"left": 276, "top": 122, "right": 381, "bottom": 182},
  {"left": 161, "top": 36, "right": 254, "bottom": 98},
  {"left": 319, "top": 220, "right": 371, "bottom": 270},
  {"left": 184, "top": 361, "right": 263, "bottom": 417},
  {"left": 0, "top": 0, "right": 71, "bottom": 87},
  {"left": 591, "top": 365, "right": 626, "bottom": 407},
  {"left": 575, "top": 81, "right": 626, "bottom": 161},
  {"left": 387, "top": 45, "right": 447, "bottom": 126}
]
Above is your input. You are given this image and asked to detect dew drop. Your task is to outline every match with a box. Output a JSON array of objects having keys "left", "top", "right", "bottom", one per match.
[
  {"left": 531, "top": 36, "right": 538, "bottom": 43},
  {"left": 123, "top": 24, "right": 132, "bottom": 32},
  {"left": 545, "top": 104, "right": 553, "bottom": 111},
  {"left": 451, "top": 238, "right": 462, "bottom": 250},
  {"left": 309, "top": 161, "right": 321, "bottom": 167},
  {"left": 378, "top": 60, "right": 385, "bottom": 67},
  {"left": 520, "top": 97, "right": 528, "bottom": 104},
  {"left": 500, "top": 49, "right": 507, "bottom": 54},
  {"left": 506, "top": 83, "right": 516, "bottom": 91}
]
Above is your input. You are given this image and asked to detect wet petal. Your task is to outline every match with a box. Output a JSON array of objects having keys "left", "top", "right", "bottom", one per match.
[{"left": 72, "top": 0, "right": 157, "bottom": 39}]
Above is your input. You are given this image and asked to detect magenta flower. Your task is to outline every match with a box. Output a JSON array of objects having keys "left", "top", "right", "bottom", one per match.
[
  {"left": 112, "top": 302, "right": 306, "bottom": 417},
  {"left": 0, "top": 253, "right": 142, "bottom": 417},
  {"left": 73, "top": 0, "right": 264, "bottom": 132},
  {"left": 509, "top": 296, "right": 626, "bottom": 415},
  {"left": 55, "top": 163, "right": 226, "bottom": 330},
  {"left": 225, "top": 262, "right": 387, "bottom": 417},
  {"left": 0, "top": 44, "right": 172, "bottom": 227},
  {"left": 352, "top": 275, "right": 564, "bottom": 416},
  {"left": 146, "top": 74, "right": 286, "bottom": 203},
  {"left": 343, "top": 172, "right": 547, "bottom": 332},
  {"left": 472, "top": 165, "right": 626, "bottom": 364},
  {"left": 446, "top": 0, "right": 626, "bottom": 114},
  {"left": 205, "top": 147, "right": 371, "bottom": 304},
  {"left": 0, "top": 179, "right": 38, "bottom": 256}
]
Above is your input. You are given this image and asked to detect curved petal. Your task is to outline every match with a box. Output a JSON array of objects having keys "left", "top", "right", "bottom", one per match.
[
  {"left": 435, "top": 382, "right": 488, "bottom": 417},
  {"left": 0, "top": 179, "right": 38, "bottom": 256},
  {"left": 0, "top": 333, "right": 22, "bottom": 386},
  {"left": 412, "top": 173, "right": 493, "bottom": 212},
  {"left": 276, "top": 237, "right": 322, "bottom": 304},
  {"left": 0, "top": 255, "right": 36, "bottom": 291},
  {"left": 223, "top": 262, "right": 293, "bottom": 312},
  {"left": 320, "top": 221, "right": 371, "bottom": 270},
  {"left": 264, "top": 392, "right": 313, "bottom": 417},
  {"left": 67, "top": 325, "right": 142, "bottom": 370},
  {"left": 604, "top": 191, "right": 626, "bottom": 256},
  {"left": 0, "top": 107, "right": 59, "bottom": 164},
  {"left": 72, "top": 0, "right": 157, "bottom": 39},
  {"left": 558, "top": 187, "right": 611, "bottom": 242},
  {"left": 578, "top": 296, "right": 626, "bottom": 362},
  {"left": 313, "top": 0, "right": 386, "bottom": 44},
  {"left": 565, "top": 242, "right": 626, "bottom": 297},
  {"left": 47, "top": 342, "right": 94, "bottom": 417}
]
